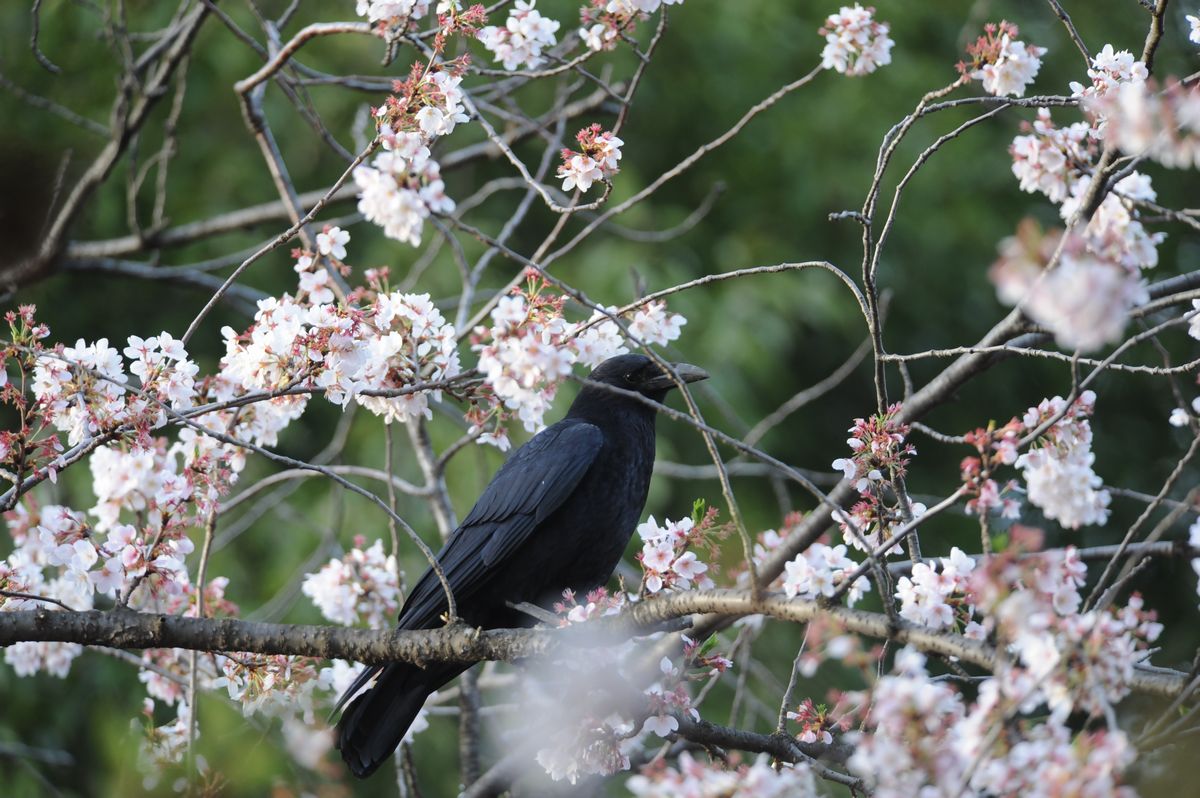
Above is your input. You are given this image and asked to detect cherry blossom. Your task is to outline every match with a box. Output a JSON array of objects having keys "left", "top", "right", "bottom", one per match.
[
  {"left": 848, "top": 646, "right": 1143, "bottom": 797},
  {"left": 781, "top": 541, "right": 870, "bottom": 606},
  {"left": 3, "top": 639, "right": 84, "bottom": 678},
  {"left": 971, "top": 549, "right": 1161, "bottom": 720},
  {"left": 578, "top": 0, "right": 685, "bottom": 53},
  {"left": 557, "top": 124, "right": 624, "bottom": 192},
  {"left": 570, "top": 307, "right": 629, "bottom": 368},
  {"left": 1190, "top": 518, "right": 1200, "bottom": 605},
  {"left": 553, "top": 586, "right": 627, "bottom": 624},
  {"left": 989, "top": 208, "right": 1158, "bottom": 353},
  {"left": 960, "top": 419, "right": 1023, "bottom": 519},
  {"left": 558, "top": 154, "right": 604, "bottom": 192},
  {"left": 1009, "top": 108, "right": 1097, "bottom": 204},
  {"left": 1169, "top": 398, "right": 1200, "bottom": 427},
  {"left": 478, "top": 1, "right": 560, "bottom": 70},
  {"left": 962, "top": 21, "right": 1046, "bottom": 98},
  {"left": 33, "top": 337, "right": 127, "bottom": 445},
  {"left": 212, "top": 652, "right": 324, "bottom": 718},
  {"left": 301, "top": 537, "right": 401, "bottom": 628},
  {"left": 473, "top": 292, "right": 576, "bottom": 433},
  {"left": 137, "top": 698, "right": 193, "bottom": 781},
  {"left": 376, "top": 64, "right": 470, "bottom": 146},
  {"left": 786, "top": 697, "right": 851, "bottom": 745},
  {"left": 315, "top": 225, "right": 350, "bottom": 260},
  {"left": 628, "top": 300, "right": 686, "bottom": 346},
  {"left": 819, "top": 5, "right": 894, "bottom": 77},
  {"left": 1015, "top": 391, "right": 1111, "bottom": 529},
  {"left": 1069, "top": 44, "right": 1147, "bottom": 101},
  {"left": 1090, "top": 77, "right": 1200, "bottom": 169},
  {"left": 636, "top": 512, "right": 717, "bottom": 594},
  {"left": 469, "top": 277, "right": 689, "bottom": 443},
  {"left": 895, "top": 547, "right": 975, "bottom": 630},
  {"left": 352, "top": 291, "right": 461, "bottom": 423},
  {"left": 355, "top": 0, "right": 430, "bottom": 25},
  {"left": 535, "top": 714, "right": 636, "bottom": 783},
  {"left": 627, "top": 751, "right": 816, "bottom": 797},
  {"left": 1189, "top": 14, "right": 1200, "bottom": 44},
  {"left": 354, "top": 138, "right": 455, "bottom": 247},
  {"left": 830, "top": 403, "right": 924, "bottom": 553}
]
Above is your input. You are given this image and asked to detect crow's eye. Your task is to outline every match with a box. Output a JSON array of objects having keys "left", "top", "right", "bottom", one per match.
[{"left": 624, "top": 372, "right": 635, "bottom": 381}]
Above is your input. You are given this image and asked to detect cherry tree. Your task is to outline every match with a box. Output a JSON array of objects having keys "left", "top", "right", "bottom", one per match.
[{"left": 2, "top": 1, "right": 1200, "bottom": 795}]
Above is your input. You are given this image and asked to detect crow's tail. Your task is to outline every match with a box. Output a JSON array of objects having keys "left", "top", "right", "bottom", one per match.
[{"left": 335, "top": 661, "right": 465, "bottom": 778}]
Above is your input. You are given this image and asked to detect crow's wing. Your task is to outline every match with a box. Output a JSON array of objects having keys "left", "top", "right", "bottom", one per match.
[{"left": 395, "top": 420, "right": 604, "bottom": 630}]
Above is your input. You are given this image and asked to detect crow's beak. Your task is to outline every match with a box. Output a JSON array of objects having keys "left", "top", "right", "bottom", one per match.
[{"left": 644, "top": 362, "right": 709, "bottom": 391}]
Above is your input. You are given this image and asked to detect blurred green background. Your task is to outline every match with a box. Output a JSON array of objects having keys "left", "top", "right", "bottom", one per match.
[{"left": 2, "top": 0, "right": 1200, "bottom": 795}]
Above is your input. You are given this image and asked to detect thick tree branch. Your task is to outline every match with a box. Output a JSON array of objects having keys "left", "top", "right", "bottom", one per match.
[{"left": 1, "top": 590, "right": 1187, "bottom": 698}]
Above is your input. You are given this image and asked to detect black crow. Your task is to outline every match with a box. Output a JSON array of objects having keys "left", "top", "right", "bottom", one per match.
[{"left": 335, "top": 353, "right": 707, "bottom": 778}]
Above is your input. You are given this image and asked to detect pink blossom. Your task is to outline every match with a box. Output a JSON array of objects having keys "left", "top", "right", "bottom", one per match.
[
  {"left": 819, "top": 5, "right": 894, "bottom": 77},
  {"left": 316, "top": 226, "right": 350, "bottom": 260},
  {"left": 969, "top": 26, "right": 1046, "bottom": 97},
  {"left": 558, "top": 154, "right": 603, "bottom": 192},
  {"left": 479, "top": 1, "right": 560, "bottom": 70}
]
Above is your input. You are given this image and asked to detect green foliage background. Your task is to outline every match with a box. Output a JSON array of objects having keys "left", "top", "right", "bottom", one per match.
[{"left": 2, "top": 1, "right": 1199, "bottom": 795}]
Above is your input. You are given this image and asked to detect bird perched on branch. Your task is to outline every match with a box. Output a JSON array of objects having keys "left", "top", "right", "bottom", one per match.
[{"left": 335, "top": 354, "right": 708, "bottom": 778}]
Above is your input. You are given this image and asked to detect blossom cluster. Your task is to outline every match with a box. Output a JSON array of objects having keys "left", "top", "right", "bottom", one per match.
[
  {"left": 355, "top": 0, "right": 430, "bottom": 27},
  {"left": 469, "top": 275, "right": 686, "bottom": 446},
  {"left": 848, "top": 648, "right": 1140, "bottom": 798},
  {"left": 786, "top": 696, "right": 853, "bottom": 746},
  {"left": 971, "top": 548, "right": 1162, "bottom": 720},
  {"left": 213, "top": 653, "right": 325, "bottom": 719},
  {"left": 1091, "top": 77, "right": 1200, "bottom": 170},
  {"left": 354, "top": 131, "right": 456, "bottom": 247},
  {"left": 1, "top": 452, "right": 232, "bottom": 679},
  {"left": 470, "top": 288, "right": 575, "bottom": 441},
  {"left": 31, "top": 333, "right": 199, "bottom": 448},
  {"left": 1069, "top": 44, "right": 1148, "bottom": 102},
  {"left": 642, "top": 656, "right": 699, "bottom": 737},
  {"left": 527, "top": 655, "right": 655, "bottom": 783},
  {"left": 636, "top": 511, "right": 715, "bottom": 595},
  {"left": 1015, "top": 391, "right": 1110, "bottom": 529},
  {"left": 0, "top": 290, "right": 471, "bottom": 775},
  {"left": 220, "top": 250, "right": 462, "bottom": 429},
  {"left": 830, "top": 402, "right": 925, "bottom": 553},
  {"left": 354, "top": 16, "right": 475, "bottom": 246},
  {"left": 0, "top": 436, "right": 235, "bottom": 674},
  {"left": 819, "top": 4, "right": 894, "bottom": 77},
  {"left": 558, "top": 123, "right": 624, "bottom": 193},
  {"left": 479, "top": 0, "right": 560, "bottom": 70},
  {"left": 960, "top": 21, "right": 1046, "bottom": 97},
  {"left": 990, "top": 179, "right": 1160, "bottom": 352},
  {"left": 995, "top": 37, "right": 1170, "bottom": 352},
  {"left": 1009, "top": 109, "right": 1098, "bottom": 204},
  {"left": 579, "top": 0, "right": 685, "bottom": 53},
  {"left": 0, "top": 307, "right": 61, "bottom": 478},
  {"left": 627, "top": 752, "right": 817, "bottom": 797},
  {"left": 895, "top": 547, "right": 983, "bottom": 634},
  {"left": 301, "top": 537, "right": 401, "bottom": 628},
  {"left": 535, "top": 710, "right": 638, "bottom": 784},
  {"left": 137, "top": 699, "right": 194, "bottom": 787},
  {"left": 553, "top": 585, "right": 627, "bottom": 624},
  {"left": 960, "top": 418, "right": 1022, "bottom": 519},
  {"left": 780, "top": 541, "right": 870, "bottom": 606}
]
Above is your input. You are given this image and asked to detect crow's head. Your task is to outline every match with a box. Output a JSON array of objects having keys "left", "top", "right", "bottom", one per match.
[{"left": 584, "top": 354, "right": 708, "bottom": 402}]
